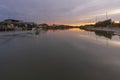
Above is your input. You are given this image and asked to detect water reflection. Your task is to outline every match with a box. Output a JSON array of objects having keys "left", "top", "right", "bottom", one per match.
[
  {"left": 0, "top": 31, "right": 38, "bottom": 47},
  {"left": 46, "top": 28, "right": 120, "bottom": 40},
  {"left": 80, "top": 28, "right": 119, "bottom": 40},
  {"left": 35, "top": 30, "right": 40, "bottom": 35},
  {"left": 1, "top": 28, "right": 120, "bottom": 80},
  {"left": 94, "top": 31, "right": 114, "bottom": 39}
]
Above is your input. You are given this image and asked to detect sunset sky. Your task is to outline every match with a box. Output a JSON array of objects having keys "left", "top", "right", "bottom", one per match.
[{"left": 0, "top": 0, "right": 120, "bottom": 25}]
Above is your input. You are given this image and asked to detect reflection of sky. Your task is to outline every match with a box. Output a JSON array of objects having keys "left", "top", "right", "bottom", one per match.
[
  {"left": 67, "top": 29, "right": 120, "bottom": 47},
  {"left": 0, "top": 0, "right": 120, "bottom": 25},
  {"left": 1, "top": 29, "right": 120, "bottom": 80},
  {"left": 0, "top": 31, "right": 34, "bottom": 47}
]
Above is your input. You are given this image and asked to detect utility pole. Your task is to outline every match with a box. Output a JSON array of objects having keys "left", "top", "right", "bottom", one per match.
[
  {"left": 106, "top": 10, "right": 108, "bottom": 20},
  {"left": 96, "top": 16, "right": 98, "bottom": 23}
]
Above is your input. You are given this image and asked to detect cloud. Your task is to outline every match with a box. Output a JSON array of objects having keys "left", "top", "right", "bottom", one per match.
[{"left": 0, "top": 0, "right": 120, "bottom": 25}]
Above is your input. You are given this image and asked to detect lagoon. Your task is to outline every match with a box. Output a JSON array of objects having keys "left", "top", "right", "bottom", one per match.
[{"left": 0, "top": 28, "right": 120, "bottom": 80}]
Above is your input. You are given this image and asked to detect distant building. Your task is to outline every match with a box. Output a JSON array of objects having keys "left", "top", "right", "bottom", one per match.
[
  {"left": 39, "top": 24, "right": 48, "bottom": 28},
  {"left": 0, "top": 19, "right": 37, "bottom": 31}
]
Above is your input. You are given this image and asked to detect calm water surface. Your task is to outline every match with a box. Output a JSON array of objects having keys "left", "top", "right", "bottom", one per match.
[{"left": 0, "top": 28, "right": 120, "bottom": 80}]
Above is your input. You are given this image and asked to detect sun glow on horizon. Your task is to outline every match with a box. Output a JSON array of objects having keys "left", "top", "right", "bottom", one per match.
[
  {"left": 69, "top": 28, "right": 85, "bottom": 32},
  {"left": 64, "top": 22, "right": 95, "bottom": 26}
]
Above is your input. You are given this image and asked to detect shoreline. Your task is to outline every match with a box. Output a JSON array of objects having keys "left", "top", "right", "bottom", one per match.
[
  {"left": 82, "top": 27, "right": 120, "bottom": 36},
  {"left": 86, "top": 27, "right": 120, "bottom": 32}
]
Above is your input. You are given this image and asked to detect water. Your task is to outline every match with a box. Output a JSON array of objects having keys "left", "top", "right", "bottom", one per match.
[{"left": 0, "top": 28, "right": 120, "bottom": 80}]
